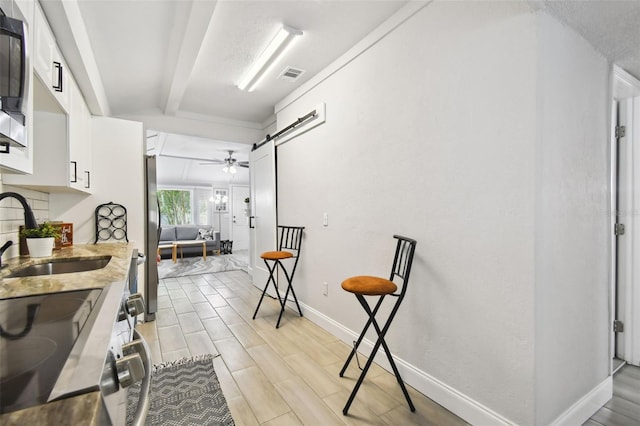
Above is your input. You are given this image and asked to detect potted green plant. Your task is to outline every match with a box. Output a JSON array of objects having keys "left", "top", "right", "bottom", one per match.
[{"left": 20, "top": 222, "right": 61, "bottom": 257}]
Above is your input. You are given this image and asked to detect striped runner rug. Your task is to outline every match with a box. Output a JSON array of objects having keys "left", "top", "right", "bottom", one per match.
[{"left": 126, "top": 354, "right": 234, "bottom": 425}]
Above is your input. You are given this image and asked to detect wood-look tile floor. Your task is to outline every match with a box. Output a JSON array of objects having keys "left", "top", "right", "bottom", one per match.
[
  {"left": 136, "top": 270, "right": 468, "bottom": 426},
  {"left": 585, "top": 364, "right": 640, "bottom": 426}
]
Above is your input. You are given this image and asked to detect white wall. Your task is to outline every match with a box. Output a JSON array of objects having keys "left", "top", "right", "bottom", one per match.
[
  {"left": 49, "top": 117, "right": 144, "bottom": 247},
  {"left": 534, "top": 12, "right": 610, "bottom": 425},
  {"left": 274, "top": 2, "right": 610, "bottom": 425}
]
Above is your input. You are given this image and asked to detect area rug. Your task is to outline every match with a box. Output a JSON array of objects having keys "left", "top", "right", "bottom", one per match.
[
  {"left": 158, "top": 250, "right": 248, "bottom": 279},
  {"left": 126, "top": 354, "right": 234, "bottom": 426}
]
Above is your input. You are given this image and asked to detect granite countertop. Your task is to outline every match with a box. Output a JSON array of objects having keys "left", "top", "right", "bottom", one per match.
[
  {"left": 0, "top": 392, "right": 109, "bottom": 426},
  {"left": 0, "top": 242, "right": 136, "bottom": 424},
  {"left": 0, "top": 242, "right": 135, "bottom": 299}
]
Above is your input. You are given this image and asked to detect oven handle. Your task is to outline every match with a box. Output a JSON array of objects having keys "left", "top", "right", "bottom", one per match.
[{"left": 131, "top": 328, "right": 152, "bottom": 426}]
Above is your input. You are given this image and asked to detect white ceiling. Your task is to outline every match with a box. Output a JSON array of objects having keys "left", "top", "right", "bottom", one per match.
[
  {"left": 53, "top": 0, "right": 410, "bottom": 185},
  {"left": 532, "top": 1, "right": 640, "bottom": 79},
  {"left": 73, "top": 0, "right": 409, "bottom": 123},
  {"left": 43, "top": 0, "right": 640, "bottom": 185},
  {"left": 148, "top": 131, "right": 251, "bottom": 186}
]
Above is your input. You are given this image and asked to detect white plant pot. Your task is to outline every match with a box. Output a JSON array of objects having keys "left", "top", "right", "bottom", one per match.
[{"left": 27, "top": 237, "right": 54, "bottom": 258}]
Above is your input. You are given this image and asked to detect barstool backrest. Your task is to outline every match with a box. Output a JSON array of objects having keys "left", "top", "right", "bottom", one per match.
[
  {"left": 278, "top": 226, "right": 305, "bottom": 255},
  {"left": 389, "top": 235, "right": 417, "bottom": 296}
]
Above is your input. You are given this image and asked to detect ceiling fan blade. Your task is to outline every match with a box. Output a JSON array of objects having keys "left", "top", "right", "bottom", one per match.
[
  {"left": 199, "top": 161, "right": 226, "bottom": 165},
  {"left": 160, "top": 153, "right": 225, "bottom": 162},
  {"left": 237, "top": 162, "right": 249, "bottom": 168}
]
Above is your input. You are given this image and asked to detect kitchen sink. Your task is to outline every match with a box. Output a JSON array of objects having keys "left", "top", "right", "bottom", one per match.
[{"left": 6, "top": 257, "right": 112, "bottom": 278}]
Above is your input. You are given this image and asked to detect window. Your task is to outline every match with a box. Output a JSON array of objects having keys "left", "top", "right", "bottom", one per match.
[
  {"left": 158, "top": 187, "right": 221, "bottom": 226},
  {"left": 158, "top": 189, "right": 191, "bottom": 225}
]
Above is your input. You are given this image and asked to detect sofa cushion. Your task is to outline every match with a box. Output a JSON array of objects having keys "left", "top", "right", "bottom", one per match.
[
  {"left": 175, "top": 225, "right": 204, "bottom": 240},
  {"left": 159, "top": 226, "right": 176, "bottom": 242}
]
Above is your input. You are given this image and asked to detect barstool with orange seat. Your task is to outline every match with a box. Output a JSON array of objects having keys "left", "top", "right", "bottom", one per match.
[
  {"left": 339, "top": 234, "right": 417, "bottom": 415},
  {"left": 252, "top": 225, "right": 305, "bottom": 328}
]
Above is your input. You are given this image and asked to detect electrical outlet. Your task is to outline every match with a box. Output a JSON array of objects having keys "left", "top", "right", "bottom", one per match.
[{"left": 322, "top": 282, "right": 328, "bottom": 296}]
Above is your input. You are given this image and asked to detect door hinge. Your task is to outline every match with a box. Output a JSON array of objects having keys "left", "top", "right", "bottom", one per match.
[
  {"left": 614, "top": 320, "right": 624, "bottom": 333},
  {"left": 615, "top": 223, "right": 626, "bottom": 236},
  {"left": 616, "top": 125, "right": 626, "bottom": 139}
]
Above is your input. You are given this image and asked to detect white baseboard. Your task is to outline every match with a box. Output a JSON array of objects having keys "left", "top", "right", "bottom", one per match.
[
  {"left": 300, "top": 303, "right": 516, "bottom": 426},
  {"left": 550, "top": 376, "right": 612, "bottom": 426}
]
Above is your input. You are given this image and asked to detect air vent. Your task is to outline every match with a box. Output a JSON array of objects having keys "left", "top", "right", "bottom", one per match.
[{"left": 279, "top": 66, "right": 305, "bottom": 81}]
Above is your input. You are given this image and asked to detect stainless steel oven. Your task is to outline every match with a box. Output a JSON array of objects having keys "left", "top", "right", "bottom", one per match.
[{"left": 0, "top": 253, "right": 151, "bottom": 425}]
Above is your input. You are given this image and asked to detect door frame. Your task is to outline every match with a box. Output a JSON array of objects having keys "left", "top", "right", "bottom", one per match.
[{"left": 611, "top": 65, "right": 640, "bottom": 367}]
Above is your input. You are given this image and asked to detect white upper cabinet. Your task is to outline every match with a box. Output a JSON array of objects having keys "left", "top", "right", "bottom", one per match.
[
  {"left": 33, "top": 2, "right": 69, "bottom": 113},
  {"left": 4, "top": 3, "right": 93, "bottom": 193},
  {"left": 68, "top": 77, "right": 92, "bottom": 193},
  {"left": 4, "top": 76, "right": 92, "bottom": 193}
]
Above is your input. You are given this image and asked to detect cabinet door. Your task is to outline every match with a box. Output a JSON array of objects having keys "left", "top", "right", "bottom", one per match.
[
  {"left": 33, "top": 3, "right": 54, "bottom": 86},
  {"left": 68, "top": 78, "right": 92, "bottom": 193},
  {"left": 78, "top": 90, "right": 92, "bottom": 192},
  {"left": 33, "top": 4, "right": 69, "bottom": 113},
  {"left": 51, "top": 47, "right": 70, "bottom": 112}
]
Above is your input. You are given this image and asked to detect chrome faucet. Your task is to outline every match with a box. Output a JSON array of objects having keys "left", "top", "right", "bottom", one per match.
[{"left": 0, "top": 192, "right": 38, "bottom": 267}]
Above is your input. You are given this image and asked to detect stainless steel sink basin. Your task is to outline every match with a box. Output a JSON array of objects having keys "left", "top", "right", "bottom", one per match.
[{"left": 6, "top": 257, "right": 111, "bottom": 278}]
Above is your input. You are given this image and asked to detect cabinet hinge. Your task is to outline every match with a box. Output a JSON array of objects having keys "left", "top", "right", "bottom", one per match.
[
  {"left": 616, "top": 125, "right": 626, "bottom": 139},
  {"left": 615, "top": 223, "right": 626, "bottom": 236},
  {"left": 614, "top": 320, "right": 624, "bottom": 333}
]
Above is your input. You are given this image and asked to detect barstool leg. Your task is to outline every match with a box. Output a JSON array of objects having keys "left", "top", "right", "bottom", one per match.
[
  {"left": 360, "top": 297, "right": 415, "bottom": 413},
  {"left": 343, "top": 308, "right": 386, "bottom": 415},
  {"left": 339, "top": 297, "right": 385, "bottom": 377},
  {"left": 252, "top": 260, "right": 283, "bottom": 320},
  {"left": 342, "top": 295, "right": 415, "bottom": 415},
  {"left": 275, "top": 264, "right": 303, "bottom": 328}
]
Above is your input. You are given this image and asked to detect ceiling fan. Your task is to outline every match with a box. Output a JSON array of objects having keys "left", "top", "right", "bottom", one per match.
[{"left": 200, "top": 150, "right": 249, "bottom": 174}]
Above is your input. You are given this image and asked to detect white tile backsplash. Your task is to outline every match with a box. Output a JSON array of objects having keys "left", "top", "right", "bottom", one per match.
[{"left": 0, "top": 177, "right": 50, "bottom": 262}]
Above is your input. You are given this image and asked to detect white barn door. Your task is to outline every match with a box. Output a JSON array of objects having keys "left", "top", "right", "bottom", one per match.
[{"left": 249, "top": 141, "right": 277, "bottom": 291}]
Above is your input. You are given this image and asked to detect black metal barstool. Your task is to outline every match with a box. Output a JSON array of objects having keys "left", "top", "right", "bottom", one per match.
[
  {"left": 252, "top": 225, "right": 305, "bottom": 328},
  {"left": 339, "top": 234, "right": 417, "bottom": 415}
]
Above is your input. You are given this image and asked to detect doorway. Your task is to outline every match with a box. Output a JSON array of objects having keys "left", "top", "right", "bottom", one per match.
[{"left": 230, "top": 185, "right": 250, "bottom": 250}]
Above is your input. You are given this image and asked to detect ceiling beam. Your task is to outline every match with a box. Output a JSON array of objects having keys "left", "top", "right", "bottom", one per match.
[{"left": 162, "top": 0, "right": 218, "bottom": 116}]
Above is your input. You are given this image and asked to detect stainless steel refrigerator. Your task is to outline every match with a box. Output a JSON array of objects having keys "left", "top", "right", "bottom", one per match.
[{"left": 144, "top": 155, "right": 160, "bottom": 321}]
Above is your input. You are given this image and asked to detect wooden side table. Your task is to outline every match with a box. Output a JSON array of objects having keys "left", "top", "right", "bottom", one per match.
[
  {"left": 157, "top": 243, "right": 177, "bottom": 262},
  {"left": 174, "top": 240, "right": 207, "bottom": 260}
]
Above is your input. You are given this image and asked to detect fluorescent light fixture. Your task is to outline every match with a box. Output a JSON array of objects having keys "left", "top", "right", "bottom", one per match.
[{"left": 237, "top": 25, "right": 303, "bottom": 92}]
